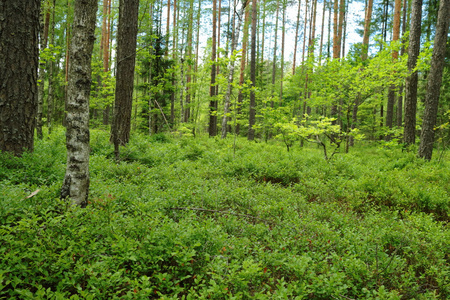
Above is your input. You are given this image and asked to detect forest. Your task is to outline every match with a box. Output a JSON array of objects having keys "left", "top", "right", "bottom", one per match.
[{"left": 0, "top": 0, "right": 449, "bottom": 298}]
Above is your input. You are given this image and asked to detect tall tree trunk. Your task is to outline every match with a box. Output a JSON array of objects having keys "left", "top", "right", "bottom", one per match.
[
  {"left": 271, "top": 0, "right": 280, "bottom": 106},
  {"left": 184, "top": 0, "right": 194, "bottom": 123},
  {"left": 47, "top": 0, "right": 56, "bottom": 135},
  {"left": 111, "top": 0, "right": 139, "bottom": 156},
  {"left": 0, "top": 0, "right": 40, "bottom": 156},
  {"left": 60, "top": 0, "right": 97, "bottom": 206},
  {"left": 403, "top": 0, "right": 423, "bottom": 145},
  {"left": 64, "top": 0, "right": 71, "bottom": 127},
  {"left": 292, "top": 0, "right": 302, "bottom": 74},
  {"left": 418, "top": 0, "right": 450, "bottom": 160},
  {"left": 361, "top": 0, "right": 373, "bottom": 60},
  {"left": 385, "top": 0, "right": 401, "bottom": 139},
  {"left": 319, "top": 0, "right": 326, "bottom": 65},
  {"left": 166, "top": 0, "right": 171, "bottom": 57},
  {"left": 396, "top": 0, "right": 408, "bottom": 127},
  {"left": 248, "top": 0, "right": 257, "bottom": 140},
  {"left": 221, "top": 0, "right": 246, "bottom": 138},
  {"left": 301, "top": 0, "right": 309, "bottom": 66},
  {"left": 216, "top": 0, "right": 222, "bottom": 97},
  {"left": 209, "top": 0, "right": 218, "bottom": 137},
  {"left": 279, "top": 1, "right": 286, "bottom": 104},
  {"left": 170, "top": 0, "right": 178, "bottom": 125},
  {"left": 37, "top": 2, "right": 51, "bottom": 139},
  {"left": 236, "top": 0, "right": 251, "bottom": 135},
  {"left": 337, "top": 0, "right": 345, "bottom": 58}
]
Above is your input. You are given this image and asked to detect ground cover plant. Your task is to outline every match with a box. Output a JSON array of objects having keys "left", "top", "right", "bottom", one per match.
[{"left": 0, "top": 129, "right": 449, "bottom": 299}]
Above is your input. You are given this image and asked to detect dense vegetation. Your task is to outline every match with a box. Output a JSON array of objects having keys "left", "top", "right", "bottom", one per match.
[{"left": 1, "top": 129, "right": 449, "bottom": 299}]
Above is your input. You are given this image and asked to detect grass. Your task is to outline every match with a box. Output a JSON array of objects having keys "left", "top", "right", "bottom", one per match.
[{"left": 0, "top": 128, "right": 449, "bottom": 299}]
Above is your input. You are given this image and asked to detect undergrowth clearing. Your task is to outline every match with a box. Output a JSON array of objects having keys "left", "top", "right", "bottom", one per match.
[{"left": 0, "top": 129, "right": 449, "bottom": 299}]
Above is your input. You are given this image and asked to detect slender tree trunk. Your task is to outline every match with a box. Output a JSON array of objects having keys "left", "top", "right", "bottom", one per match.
[
  {"left": 64, "top": 0, "right": 71, "bottom": 127},
  {"left": 166, "top": 0, "right": 171, "bottom": 57},
  {"left": 301, "top": 0, "right": 309, "bottom": 66},
  {"left": 337, "top": 0, "right": 345, "bottom": 58},
  {"left": 47, "top": 0, "right": 56, "bottom": 135},
  {"left": 60, "top": 0, "right": 97, "bottom": 206},
  {"left": 292, "top": 0, "right": 302, "bottom": 74},
  {"left": 111, "top": 0, "right": 139, "bottom": 155},
  {"left": 37, "top": 2, "right": 51, "bottom": 139},
  {"left": 216, "top": 0, "right": 222, "bottom": 97},
  {"left": 319, "top": 0, "right": 326, "bottom": 65},
  {"left": 236, "top": 0, "right": 251, "bottom": 135},
  {"left": 184, "top": 0, "right": 194, "bottom": 123},
  {"left": 385, "top": 0, "right": 401, "bottom": 139},
  {"left": 170, "top": 0, "right": 178, "bottom": 125},
  {"left": 248, "top": 0, "right": 257, "bottom": 140},
  {"left": 280, "top": 1, "right": 286, "bottom": 104},
  {"left": 209, "top": 0, "right": 218, "bottom": 137},
  {"left": 418, "top": 0, "right": 450, "bottom": 160},
  {"left": 361, "top": 0, "right": 373, "bottom": 60},
  {"left": 0, "top": 0, "right": 40, "bottom": 156},
  {"left": 271, "top": 0, "right": 280, "bottom": 105},
  {"left": 403, "top": 0, "right": 423, "bottom": 145},
  {"left": 221, "top": 0, "right": 246, "bottom": 138},
  {"left": 396, "top": 0, "right": 408, "bottom": 127}
]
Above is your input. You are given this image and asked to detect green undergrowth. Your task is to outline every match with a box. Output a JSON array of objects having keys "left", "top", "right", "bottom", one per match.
[{"left": 0, "top": 129, "right": 449, "bottom": 299}]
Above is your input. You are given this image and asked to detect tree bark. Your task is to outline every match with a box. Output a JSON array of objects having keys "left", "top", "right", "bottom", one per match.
[
  {"left": 385, "top": 0, "right": 401, "bottom": 139},
  {"left": 0, "top": 0, "right": 40, "bottom": 156},
  {"left": 236, "top": 0, "right": 251, "bottom": 135},
  {"left": 248, "top": 0, "right": 257, "bottom": 140},
  {"left": 111, "top": 0, "right": 139, "bottom": 153},
  {"left": 318, "top": 0, "right": 326, "bottom": 65},
  {"left": 47, "top": 0, "right": 56, "bottom": 135},
  {"left": 221, "top": 0, "right": 246, "bottom": 138},
  {"left": 418, "top": 0, "right": 450, "bottom": 160},
  {"left": 60, "top": 0, "right": 97, "bottom": 206},
  {"left": 403, "top": 0, "right": 423, "bottom": 145},
  {"left": 209, "top": 0, "right": 218, "bottom": 137},
  {"left": 292, "top": 0, "right": 302, "bottom": 74},
  {"left": 361, "top": 0, "right": 373, "bottom": 60},
  {"left": 37, "top": 2, "right": 51, "bottom": 139}
]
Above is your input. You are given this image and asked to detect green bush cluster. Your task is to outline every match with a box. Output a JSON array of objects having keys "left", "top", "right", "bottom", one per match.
[{"left": 0, "top": 130, "right": 449, "bottom": 299}]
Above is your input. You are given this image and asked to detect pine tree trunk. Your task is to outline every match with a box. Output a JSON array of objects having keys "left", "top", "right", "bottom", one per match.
[
  {"left": 236, "top": 0, "right": 251, "bottom": 135},
  {"left": 418, "top": 0, "right": 450, "bottom": 160},
  {"left": 60, "top": 0, "right": 97, "bottom": 206},
  {"left": 319, "top": 0, "right": 326, "bottom": 65},
  {"left": 403, "top": 0, "right": 423, "bottom": 145},
  {"left": 361, "top": 0, "right": 373, "bottom": 60},
  {"left": 248, "top": 0, "right": 257, "bottom": 140},
  {"left": 37, "top": 3, "right": 51, "bottom": 139},
  {"left": 271, "top": 0, "right": 280, "bottom": 107},
  {"left": 385, "top": 0, "right": 401, "bottom": 139},
  {"left": 47, "top": 0, "right": 56, "bottom": 135},
  {"left": 184, "top": 0, "right": 194, "bottom": 123},
  {"left": 0, "top": 0, "right": 40, "bottom": 156},
  {"left": 396, "top": 0, "right": 408, "bottom": 127},
  {"left": 292, "top": 0, "right": 302, "bottom": 74},
  {"left": 221, "top": 0, "right": 246, "bottom": 138},
  {"left": 209, "top": 0, "right": 218, "bottom": 137},
  {"left": 111, "top": 0, "right": 139, "bottom": 154},
  {"left": 280, "top": 1, "right": 286, "bottom": 104}
]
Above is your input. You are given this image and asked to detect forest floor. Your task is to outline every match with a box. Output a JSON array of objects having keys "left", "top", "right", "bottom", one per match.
[{"left": 0, "top": 128, "right": 449, "bottom": 299}]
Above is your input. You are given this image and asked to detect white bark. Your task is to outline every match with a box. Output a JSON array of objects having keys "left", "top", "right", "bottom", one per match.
[{"left": 61, "top": 0, "right": 98, "bottom": 206}]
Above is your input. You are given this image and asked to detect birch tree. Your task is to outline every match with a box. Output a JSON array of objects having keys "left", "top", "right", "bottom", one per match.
[{"left": 60, "top": 0, "right": 98, "bottom": 206}]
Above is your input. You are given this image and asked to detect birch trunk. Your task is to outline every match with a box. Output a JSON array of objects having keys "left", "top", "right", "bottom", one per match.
[{"left": 60, "top": 0, "right": 97, "bottom": 206}]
